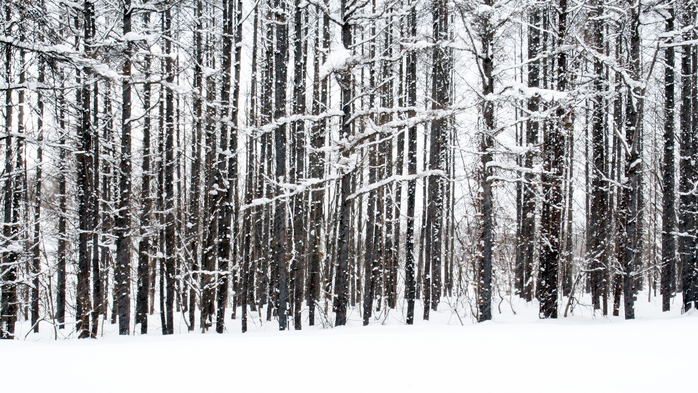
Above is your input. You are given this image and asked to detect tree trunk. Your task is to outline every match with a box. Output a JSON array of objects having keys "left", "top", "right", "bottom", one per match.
[
  {"left": 163, "top": 6, "right": 176, "bottom": 335},
  {"left": 241, "top": 0, "right": 260, "bottom": 334},
  {"left": 260, "top": 6, "right": 274, "bottom": 319},
  {"left": 90, "top": 77, "right": 101, "bottom": 337},
  {"left": 404, "top": 0, "right": 418, "bottom": 325},
  {"left": 31, "top": 56, "right": 45, "bottom": 333},
  {"left": 76, "top": 0, "right": 96, "bottom": 338},
  {"left": 291, "top": 0, "right": 307, "bottom": 330},
  {"left": 521, "top": 8, "right": 540, "bottom": 302},
  {"left": 477, "top": 0, "right": 495, "bottom": 322},
  {"left": 1, "top": 2, "right": 16, "bottom": 338},
  {"left": 56, "top": 78, "right": 67, "bottom": 329},
  {"left": 425, "top": 0, "right": 449, "bottom": 317},
  {"left": 136, "top": 10, "right": 153, "bottom": 334},
  {"left": 215, "top": 0, "right": 236, "bottom": 334},
  {"left": 334, "top": 0, "right": 353, "bottom": 327},
  {"left": 115, "top": 0, "right": 133, "bottom": 335},
  {"left": 621, "top": 0, "right": 643, "bottom": 319},
  {"left": 661, "top": 7, "right": 676, "bottom": 311},
  {"left": 307, "top": 5, "right": 329, "bottom": 326},
  {"left": 679, "top": 2, "right": 696, "bottom": 312},
  {"left": 539, "top": 0, "right": 570, "bottom": 319},
  {"left": 202, "top": 23, "right": 218, "bottom": 330},
  {"left": 588, "top": 0, "right": 608, "bottom": 313},
  {"left": 273, "top": 0, "right": 290, "bottom": 330}
]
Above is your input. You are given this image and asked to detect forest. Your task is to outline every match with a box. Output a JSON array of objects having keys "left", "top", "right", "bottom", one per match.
[{"left": 0, "top": 0, "right": 697, "bottom": 340}]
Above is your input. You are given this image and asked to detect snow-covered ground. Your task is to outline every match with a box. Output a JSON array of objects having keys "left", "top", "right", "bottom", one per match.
[{"left": 3, "top": 294, "right": 696, "bottom": 392}]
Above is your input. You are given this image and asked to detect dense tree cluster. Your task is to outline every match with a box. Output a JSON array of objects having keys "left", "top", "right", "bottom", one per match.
[{"left": 0, "top": 0, "right": 696, "bottom": 338}]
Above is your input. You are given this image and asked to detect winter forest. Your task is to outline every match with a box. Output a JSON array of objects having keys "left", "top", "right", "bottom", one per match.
[{"left": 2, "top": 0, "right": 698, "bottom": 346}]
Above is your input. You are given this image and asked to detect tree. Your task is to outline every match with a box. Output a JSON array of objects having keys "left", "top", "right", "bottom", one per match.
[
  {"left": 538, "top": 0, "right": 571, "bottom": 320},
  {"left": 679, "top": 0, "right": 698, "bottom": 311},
  {"left": 1, "top": 0, "right": 17, "bottom": 339},
  {"left": 424, "top": 0, "right": 450, "bottom": 319},
  {"left": 519, "top": 5, "right": 540, "bottom": 303},
  {"left": 31, "top": 46, "right": 45, "bottom": 334},
  {"left": 662, "top": 3, "right": 676, "bottom": 313},
  {"left": 307, "top": 1, "right": 329, "bottom": 327},
  {"left": 75, "top": 0, "right": 97, "bottom": 339},
  {"left": 620, "top": 0, "right": 645, "bottom": 320},
  {"left": 459, "top": 0, "right": 498, "bottom": 323},
  {"left": 587, "top": 0, "right": 609, "bottom": 314},
  {"left": 272, "top": 0, "right": 290, "bottom": 331},
  {"left": 334, "top": 0, "right": 355, "bottom": 327},
  {"left": 291, "top": 0, "right": 307, "bottom": 330},
  {"left": 404, "top": 0, "right": 418, "bottom": 325},
  {"left": 115, "top": 0, "right": 133, "bottom": 335},
  {"left": 163, "top": 4, "right": 176, "bottom": 335},
  {"left": 137, "top": 7, "right": 154, "bottom": 335}
]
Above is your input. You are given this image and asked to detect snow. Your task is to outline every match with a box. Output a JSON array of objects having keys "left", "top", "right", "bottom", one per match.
[
  {"left": 123, "top": 32, "right": 150, "bottom": 41},
  {"left": 403, "top": 40, "right": 433, "bottom": 50},
  {"left": 45, "top": 44, "right": 74, "bottom": 54},
  {"left": 93, "top": 64, "right": 121, "bottom": 81},
  {"left": 477, "top": 4, "right": 495, "bottom": 16},
  {"left": 2, "top": 294, "right": 696, "bottom": 392},
  {"left": 202, "top": 66, "right": 217, "bottom": 77},
  {"left": 248, "top": 197, "right": 273, "bottom": 207},
  {"left": 503, "top": 82, "right": 568, "bottom": 102},
  {"left": 319, "top": 44, "right": 352, "bottom": 79},
  {"left": 168, "top": 82, "right": 191, "bottom": 95}
]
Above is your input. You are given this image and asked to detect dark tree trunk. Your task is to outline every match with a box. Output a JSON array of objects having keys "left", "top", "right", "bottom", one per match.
[
  {"left": 215, "top": 0, "right": 237, "bottom": 334},
  {"left": 588, "top": 0, "right": 609, "bottom": 313},
  {"left": 273, "top": 0, "right": 289, "bottom": 330},
  {"left": 662, "top": 9, "right": 676, "bottom": 310},
  {"left": 231, "top": 0, "right": 243, "bottom": 322},
  {"left": 307, "top": 5, "right": 329, "bottom": 326},
  {"left": 425, "top": 0, "right": 449, "bottom": 317},
  {"left": 186, "top": 0, "right": 203, "bottom": 331},
  {"left": 334, "top": 0, "right": 353, "bottom": 327},
  {"left": 56, "top": 79, "right": 67, "bottom": 329},
  {"left": 680, "top": 2, "right": 698, "bottom": 311},
  {"left": 477, "top": 0, "right": 495, "bottom": 322},
  {"left": 291, "top": 0, "right": 306, "bottom": 330},
  {"left": 404, "top": 0, "right": 418, "bottom": 325},
  {"left": 157, "top": 80, "right": 166, "bottom": 331},
  {"left": 362, "top": 93, "right": 379, "bottom": 326},
  {"left": 539, "top": 0, "right": 570, "bottom": 319},
  {"left": 1, "top": 2, "right": 16, "bottom": 338},
  {"left": 362, "top": 18, "right": 380, "bottom": 323},
  {"left": 163, "top": 6, "right": 176, "bottom": 335},
  {"left": 521, "top": 9, "right": 540, "bottom": 302},
  {"left": 621, "top": 0, "right": 643, "bottom": 319},
  {"left": 260, "top": 6, "right": 273, "bottom": 319},
  {"left": 175, "top": 70, "right": 184, "bottom": 316},
  {"left": 391, "top": 20, "right": 403, "bottom": 310},
  {"left": 381, "top": 18, "right": 397, "bottom": 310},
  {"left": 101, "top": 82, "right": 115, "bottom": 323},
  {"left": 31, "top": 56, "right": 45, "bottom": 333},
  {"left": 136, "top": 10, "right": 153, "bottom": 334},
  {"left": 241, "top": 0, "right": 260, "bottom": 334},
  {"left": 561, "top": 0, "right": 575, "bottom": 299},
  {"left": 14, "top": 48, "right": 26, "bottom": 335},
  {"left": 76, "top": 0, "right": 96, "bottom": 338},
  {"left": 418, "top": 127, "right": 428, "bottom": 301},
  {"left": 91, "top": 77, "right": 101, "bottom": 337},
  {"left": 563, "top": 117, "right": 574, "bottom": 297},
  {"left": 202, "top": 25, "right": 218, "bottom": 330},
  {"left": 115, "top": 0, "right": 133, "bottom": 335},
  {"left": 611, "top": 37, "right": 623, "bottom": 317}
]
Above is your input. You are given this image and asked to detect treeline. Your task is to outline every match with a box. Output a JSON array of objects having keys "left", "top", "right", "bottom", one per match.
[{"left": 0, "top": 0, "right": 696, "bottom": 339}]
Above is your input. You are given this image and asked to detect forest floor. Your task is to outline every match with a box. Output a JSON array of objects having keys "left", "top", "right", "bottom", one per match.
[{"left": 3, "top": 292, "right": 696, "bottom": 392}]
